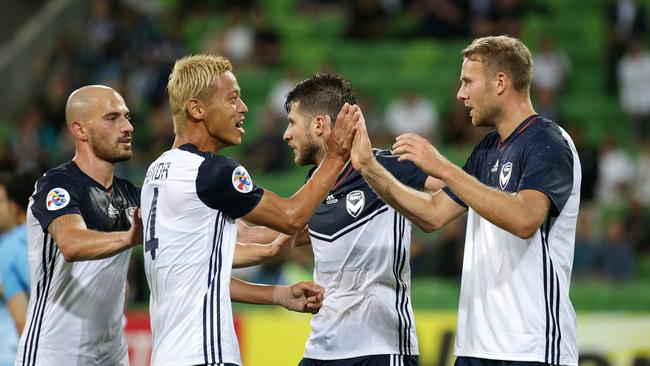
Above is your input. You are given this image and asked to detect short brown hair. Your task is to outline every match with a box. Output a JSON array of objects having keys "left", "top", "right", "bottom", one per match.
[
  {"left": 167, "top": 55, "right": 232, "bottom": 133},
  {"left": 462, "top": 35, "right": 533, "bottom": 92}
]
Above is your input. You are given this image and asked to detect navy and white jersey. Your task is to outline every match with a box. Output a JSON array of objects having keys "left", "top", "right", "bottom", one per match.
[
  {"left": 141, "top": 144, "right": 264, "bottom": 366},
  {"left": 443, "top": 115, "right": 581, "bottom": 365},
  {"left": 16, "top": 161, "right": 139, "bottom": 366},
  {"left": 304, "top": 150, "right": 427, "bottom": 360}
]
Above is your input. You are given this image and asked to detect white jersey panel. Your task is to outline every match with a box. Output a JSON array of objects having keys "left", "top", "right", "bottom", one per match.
[
  {"left": 142, "top": 148, "right": 240, "bottom": 366},
  {"left": 305, "top": 208, "right": 418, "bottom": 359}
]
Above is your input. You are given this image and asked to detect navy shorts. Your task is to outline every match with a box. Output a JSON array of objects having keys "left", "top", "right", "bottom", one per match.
[
  {"left": 299, "top": 354, "right": 418, "bottom": 366},
  {"left": 455, "top": 357, "right": 550, "bottom": 366}
]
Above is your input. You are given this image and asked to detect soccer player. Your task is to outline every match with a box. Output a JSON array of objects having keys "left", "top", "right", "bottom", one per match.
[
  {"left": 141, "top": 55, "right": 357, "bottom": 366},
  {"left": 15, "top": 85, "right": 142, "bottom": 366},
  {"left": 280, "top": 73, "right": 440, "bottom": 366},
  {"left": 0, "top": 172, "right": 34, "bottom": 337},
  {"left": 350, "top": 36, "right": 581, "bottom": 366}
]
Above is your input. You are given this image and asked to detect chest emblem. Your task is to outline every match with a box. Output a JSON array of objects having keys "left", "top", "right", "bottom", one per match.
[
  {"left": 46, "top": 188, "right": 70, "bottom": 211},
  {"left": 108, "top": 203, "right": 120, "bottom": 219},
  {"left": 499, "top": 162, "right": 513, "bottom": 190},
  {"left": 232, "top": 166, "right": 254, "bottom": 193},
  {"left": 126, "top": 207, "right": 135, "bottom": 225},
  {"left": 345, "top": 190, "right": 365, "bottom": 218}
]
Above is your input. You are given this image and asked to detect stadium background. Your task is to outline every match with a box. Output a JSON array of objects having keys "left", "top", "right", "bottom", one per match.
[{"left": 1, "top": 0, "right": 650, "bottom": 365}]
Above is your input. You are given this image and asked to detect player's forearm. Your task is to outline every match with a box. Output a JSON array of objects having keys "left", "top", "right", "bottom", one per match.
[
  {"left": 56, "top": 229, "right": 134, "bottom": 261},
  {"left": 236, "top": 220, "right": 279, "bottom": 244},
  {"left": 359, "top": 159, "right": 446, "bottom": 232},
  {"left": 283, "top": 155, "right": 345, "bottom": 229},
  {"left": 441, "top": 164, "right": 543, "bottom": 238},
  {"left": 232, "top": 242, "right": 277, "bottom": 268},
  {"left": 230, "top": 277, "right": 279, "bottom": 305},
  {"left": 7, "top": 292, "right": 28, "bottom": 336}
]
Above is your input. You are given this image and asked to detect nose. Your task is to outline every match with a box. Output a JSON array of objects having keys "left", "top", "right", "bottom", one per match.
[
  {"left": 283, "top": 125, "right": 291, "bottom": 141},
  {"left": 238, "top": 98, "right": 248, "bottom": 113},
  {"left": 456, "top": 85, "right": 467, "bottom": 101},
  {"left": 122, "top": 116, "right": 134, "bottom": 133}
]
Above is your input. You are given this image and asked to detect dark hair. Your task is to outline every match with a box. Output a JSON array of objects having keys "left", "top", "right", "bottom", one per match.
[
  {"left": 7, "top": 171, "right": 39, "bottom": 212},
  {"left": 284, "top": 73, "right": 357, "bottom": 123}
]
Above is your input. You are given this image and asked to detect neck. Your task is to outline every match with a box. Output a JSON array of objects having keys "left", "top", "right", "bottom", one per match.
[
  {"left": 172, "top": 122, "right": 225, "bottom": 153},
  {"left": 494, "top": 95, "right": 536, "bottom": 140},
  {"left": 313, "top": 147, "right": 327, "bottom": 166},
  {"left": 73, "top": 147, "right": 116, "bottom": 188}
]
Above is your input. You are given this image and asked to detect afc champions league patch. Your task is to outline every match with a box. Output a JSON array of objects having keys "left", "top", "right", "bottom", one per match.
[
  {"left": 232, "top": 165, "right": 254, "bottom": 193},
  {"left": 499, "top": 162, "right": 513, "bottom": 190},
  {"left": 46, "top": 188, "right": 70, "bottom": 211},
  {"left": 345, "top": 190, "right": 365, "bottom": 218}
]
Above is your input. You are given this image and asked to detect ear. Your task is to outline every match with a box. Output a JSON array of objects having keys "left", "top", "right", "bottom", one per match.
[
  {"left": 494, "top": 72, "right": 507, "bottom": 95},
  {"left": 313, "top": 115, "right": 327, "bottom": 137},
  {"left": 70, "top": 121, "right": 89, "bottom": 142},
  {"left": 185, "top": 98, "right": 204, "bottom": 121}
]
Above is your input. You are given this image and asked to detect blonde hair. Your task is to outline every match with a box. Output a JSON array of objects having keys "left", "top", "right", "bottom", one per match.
[
  {"left": 167, "top": 54, "right": 232, "bottom": 133},
  {"left": 462, "top": 35, "right": 533, "bottom": 93}
]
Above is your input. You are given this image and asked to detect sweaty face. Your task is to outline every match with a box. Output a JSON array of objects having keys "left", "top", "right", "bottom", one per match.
[
  {"left": 201, "top": 71, "right": 248, "bottom": 149},
  {"left": 86, "top": 91, "right": 133, "bottom": 163},
  {"left": 456, "top": 58, "right": 502, "bottom": 127},
  {"left": 283, "top": 102, "right": 320, "bottom": 166}
]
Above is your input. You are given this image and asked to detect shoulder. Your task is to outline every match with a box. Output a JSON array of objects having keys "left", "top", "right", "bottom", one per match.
[
  {"left": 35, "top": 162, "right": 83, "bottom": 196},
  {"left": 525, "top": 119, "right": 572, "bottom": 150}
]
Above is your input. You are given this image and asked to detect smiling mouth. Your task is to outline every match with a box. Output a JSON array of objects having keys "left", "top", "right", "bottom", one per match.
[{"left": 235, "top": 120, "right": 245, "bottom": 133}]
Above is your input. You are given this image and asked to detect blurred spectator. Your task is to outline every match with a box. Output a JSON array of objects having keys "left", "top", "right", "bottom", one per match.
[
  {"left": 595, "top": 137, "right": 635, "bottom": 203},
  {"left": 267, "top": 68, "right": 301, "bottom": 119},
  {"left": 634, "top": 137, "right": 650, "bottom": 204},
  {"left": 624, "top": 198, "right": 650, "bottom": 256},
  {"left": 605, "top": 0, "right": 647, "bottom": 94},
  {"left": 384, "top": 88, "right": 438, "bottom": 139},
  {"left": 345, "top": 0, "right": 388, "bottom": 40},
  {"left": 573, "top": 206, "right": 602, "bottom": 278},
  {"left": 601, "top": 217, "right": 635, "bottom": 281},
  {"left": 617, "top": 37, "right": 650, "bottom": 138},
  {"left": 11, "top": 105, "right": 48, "bottom": 174},
  {"left": 533, "top": 36, "right": 570, "bottom": 96},
  {"left": 251, "top": 9, "right": 282, "bottom": 68},
  {"left": 412, "top": 0, "right": 468, "bottom": 38},
  {"left": 487, "top": 0, "right": 525, "bottom": 36},
  {"left": 202, "top": 7, "right": 254, "bottom": 65},
  {"left": 568, "top": 126, "right": 599, "bottom": 203}
]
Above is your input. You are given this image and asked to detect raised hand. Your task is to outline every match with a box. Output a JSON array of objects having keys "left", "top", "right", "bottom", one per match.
[
  {"left": 127, "top": 207, "right": 143, "bottom": 246},
  {"left": 350, "top": 107, "right": 374, "bottom": 172},
  {"left": 392, "top": 133, "right": 451, "bottom": 179},
  {"left": 323, "top": 103, "right": 359, "bottom": 162},
  {"left": 273, "top": 281, "right": 325, "bottom": 314}
]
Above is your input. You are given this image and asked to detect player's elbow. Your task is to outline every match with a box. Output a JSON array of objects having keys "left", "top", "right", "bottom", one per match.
[
  {"left": 275, "top": 221, "right": 302, "bottom": 235},
  {"left": 57, "top": 239, "right": 81, "bottom": 262},
  {"left": 512, "top": 220, "right": 540, "bottom": 239},
  {"left": 417, "top": 216, "right": 446, "bottom": 233}
]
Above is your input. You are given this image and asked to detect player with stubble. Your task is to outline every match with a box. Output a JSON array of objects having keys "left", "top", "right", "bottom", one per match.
[
  {"left": 351, "top": 36, "right": 581, "bottom": 366},
  {"left": 15, "top": 85, "right": 142, "bottom": 366}
]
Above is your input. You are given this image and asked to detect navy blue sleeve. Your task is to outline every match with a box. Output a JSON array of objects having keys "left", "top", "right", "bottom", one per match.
[
  {"left": 376, "top": 151, "right": 428, "bottom": 190},
  {"left": 30, "top": 173, "right": 83, "bottom": 232},
  {"left": 441, "top": 140, "right": 486, "bottom": 208},
  {"left": 519, "top": 131, "right": 574, "bottom": 217},
  {"left": 196, "top": 155, "right": 264, "bottom": 219}
]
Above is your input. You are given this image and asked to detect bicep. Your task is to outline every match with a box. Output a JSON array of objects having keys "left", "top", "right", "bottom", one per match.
[{"left": 48, "top": 214, "right": 88, "bottom": 244}]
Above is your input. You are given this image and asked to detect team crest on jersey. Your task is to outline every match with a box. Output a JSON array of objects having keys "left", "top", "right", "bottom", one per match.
[
  {"left": 232, "top": 166, "right": 254, "bottom": 193},
  {"left": 499, "top": 162, "right": 513, "bottom": 190},
  {"left": 46, "top": 188, "right": 70, "bottom": 211},
  {"left": 345, "top": 190, "right": 365, "bottom": 218},
  {"left": 126, "top": 207, "right": 135, "bottom": 225}
]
